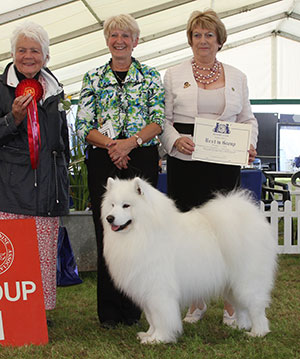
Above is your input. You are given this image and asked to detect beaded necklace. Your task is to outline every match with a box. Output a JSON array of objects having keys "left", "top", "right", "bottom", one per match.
[{"left": 192, "top": 58, "right": 221, "bottom": 85}]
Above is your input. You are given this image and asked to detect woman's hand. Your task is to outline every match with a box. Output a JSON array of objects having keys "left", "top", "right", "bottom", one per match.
[
  {"left": 12, "top": 94, "right": 32, "bottom": 126},
  {"left": 107, "top": 138, "right": 136, "bottom": 169},
  {"left": 248, "top": 144, "right": 257, "bottom": 164},
  {"left": 174, "top": 136, "right": 195, "bottom": 155}
]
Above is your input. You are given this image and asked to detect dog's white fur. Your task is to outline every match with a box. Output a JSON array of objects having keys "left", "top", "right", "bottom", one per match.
[{"left": 101, "top": 177, "right": 277, "bottom": 344}]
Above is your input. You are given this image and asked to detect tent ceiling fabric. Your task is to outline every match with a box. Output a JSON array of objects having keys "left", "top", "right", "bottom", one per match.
[{"left": 0, "top": 0, "right": 300, "bottom": 99}]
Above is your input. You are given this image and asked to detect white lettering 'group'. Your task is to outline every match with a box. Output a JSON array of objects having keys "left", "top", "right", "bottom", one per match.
[{"left": 0, "top": 281, "right": 36, "bottom": 302}]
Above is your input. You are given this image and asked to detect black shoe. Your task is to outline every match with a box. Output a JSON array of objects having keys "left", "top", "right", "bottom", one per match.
[
  {"left": 47, "top": 319, "right": 54, "bottom": 327},
  {"left": 100, "top": 320, "right": 118, "bottom": 329},
  {"left": 123, "top": 318, "right": 139, "bottom": 326}
]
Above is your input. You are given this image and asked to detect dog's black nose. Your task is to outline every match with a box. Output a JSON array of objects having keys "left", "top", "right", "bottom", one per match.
[{"left": 106, "top": 215, "right": 115, "bottom": 224}]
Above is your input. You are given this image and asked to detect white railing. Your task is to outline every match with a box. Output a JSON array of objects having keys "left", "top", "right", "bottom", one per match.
[{"left": 260, "top": 200, "right": 300, "bottom": 254}]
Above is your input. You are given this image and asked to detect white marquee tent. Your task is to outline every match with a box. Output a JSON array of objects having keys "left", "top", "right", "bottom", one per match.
[{"left": 1, "top": 0, "right": 300, "bottom": 100}]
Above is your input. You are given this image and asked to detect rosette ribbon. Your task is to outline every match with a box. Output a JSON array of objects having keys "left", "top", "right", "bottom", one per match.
[{"left": 15, "top": 79, "right": 43, "bottom": 170}]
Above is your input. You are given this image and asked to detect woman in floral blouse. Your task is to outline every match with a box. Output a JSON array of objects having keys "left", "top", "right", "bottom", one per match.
[{"left": 76, "top": 13, "right": 165, "bottom": 328}]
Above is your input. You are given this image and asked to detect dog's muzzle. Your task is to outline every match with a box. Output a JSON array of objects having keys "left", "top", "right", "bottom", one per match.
[{"left": 106, "top": 215, "right": 132, "bottom": 232}]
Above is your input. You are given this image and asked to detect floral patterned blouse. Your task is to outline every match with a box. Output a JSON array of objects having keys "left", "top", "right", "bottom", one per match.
[{"left": 76, "top": 58, "right": 165, "bottom": 146}]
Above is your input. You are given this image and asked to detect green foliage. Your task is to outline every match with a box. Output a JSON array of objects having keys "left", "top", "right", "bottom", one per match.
[
  {"left": 0, "top": 255, "right": 299, "bottom": 358},
  {"left": 68, "top": 137, "right": 90, "bottom": 211},
  {"left": 60, "top": 98, "right": 72, "bottom": 111}
]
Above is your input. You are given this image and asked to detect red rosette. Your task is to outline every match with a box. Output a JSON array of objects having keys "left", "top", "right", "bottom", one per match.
[
  {"left": 15, "top": 79, "right": 43, "bottom": 171},
  {"left": 15, "top": 78, "right": 43, "bottom": 101}
]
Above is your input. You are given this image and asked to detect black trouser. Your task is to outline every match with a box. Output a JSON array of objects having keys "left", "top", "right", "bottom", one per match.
[
  {"left": 86, "top": 145, "right": 159, "bottom": 324},
  {"left": 167, "top": 155, "right": 241, "bottom": 212}
]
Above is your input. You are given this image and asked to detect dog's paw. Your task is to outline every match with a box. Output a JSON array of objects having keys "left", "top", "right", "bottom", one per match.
[
  {"left": 139, "top": 335, "right": 163, "bottom": 345},
  {"left": 140, "top": 337, "right": 157, "bottom": 344},
  {"left": 138, "top": 331, "right": 177, "bottom": 344},
  {"left": 246, "top": 329, "right": 270, "bottom": 338},
  {"left": 237, "top": 322, "right": 251, "bottom": 331},
  {"left": 137, "top": 332, "right": 164, "bottom": 344},
  {"left": 137, "top": 332, "right": 150, "bottom": 341}
]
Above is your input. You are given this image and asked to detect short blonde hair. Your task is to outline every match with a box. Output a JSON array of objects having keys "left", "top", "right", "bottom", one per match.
[
  {"left": 11, "top": 21, "right": 50, "bottom": 64},
  {"left": 103, "top": 14, "right": 140, "bottom": 42},
  {"left": 186, "top": 10, "right": 227, "bottom": 50}
]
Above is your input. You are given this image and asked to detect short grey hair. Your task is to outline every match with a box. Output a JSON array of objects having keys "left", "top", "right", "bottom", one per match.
[
  {"left": 10, "top": 21, "right": 50, "bottom": 65},
  {"left": 103, "top": 14, "right": 140, "bottom": 42}
]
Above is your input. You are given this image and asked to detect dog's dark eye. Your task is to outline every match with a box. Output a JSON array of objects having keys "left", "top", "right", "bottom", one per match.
[{"left": 123, "top": 204, "right": 130, "bottom": 208}]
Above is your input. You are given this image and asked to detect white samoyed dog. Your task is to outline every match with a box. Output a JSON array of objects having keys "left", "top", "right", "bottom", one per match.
[{"left": 101, "top": 177, "right": 277, "bottom": 344}]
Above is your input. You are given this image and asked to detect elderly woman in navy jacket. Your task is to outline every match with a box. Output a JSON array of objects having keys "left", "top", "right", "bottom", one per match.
[
  {"left": 0, "top": 22, "right": 69, "bottom": 314},
  {"left": 159, "top": 10, "right": 258, "bottom": 326}
]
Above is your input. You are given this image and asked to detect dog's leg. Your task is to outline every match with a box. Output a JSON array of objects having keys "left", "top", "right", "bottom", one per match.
[
  {"left": 229, "top": 285, "right": 271, "bottom": 337},
  {"left": 137, "top": 307, "right": 155, "bottom": 341},
  {"left": 227, "top": 294, "right": 251, "bottom": 331},
  {"left": 228, "top": 290, "right": 269, "bottom": 336},
  {"left": 235, "top": 308, "right": 251, "bottom": 331},
  {"left": 247, "top": 306, "right": 270, "bottom": 337},
  {"left": 138, "top": 297, "right": 183, "bottom": 344}
]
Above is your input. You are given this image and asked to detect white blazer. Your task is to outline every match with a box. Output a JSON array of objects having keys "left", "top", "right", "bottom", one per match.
[{"left": 159, "top": 59, "right": 258, "bottom": 161}]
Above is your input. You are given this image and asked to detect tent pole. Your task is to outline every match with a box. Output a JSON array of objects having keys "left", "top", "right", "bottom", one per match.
[{"left": 271, "top": 32, "right": 277, "bottom": 99}]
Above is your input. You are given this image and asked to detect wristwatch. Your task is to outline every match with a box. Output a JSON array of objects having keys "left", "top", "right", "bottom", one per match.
[{"left": 134, "top": 134, "right": 143, "bottom": 146}]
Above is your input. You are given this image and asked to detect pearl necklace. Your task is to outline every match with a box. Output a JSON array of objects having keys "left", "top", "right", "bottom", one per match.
[{"left": 192, "top": 59, "right": 221, "bottom": 85}]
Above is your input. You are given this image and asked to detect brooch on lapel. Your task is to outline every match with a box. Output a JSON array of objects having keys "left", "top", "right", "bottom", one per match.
[{"left": 183, "top": 82, "right": 191, "bottom": 88}]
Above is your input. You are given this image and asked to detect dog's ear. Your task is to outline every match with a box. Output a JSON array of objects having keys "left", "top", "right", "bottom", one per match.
[
  {"left": 106, "top": 177, "right": 115, "bottom": 191},
  {"left": 133, "top": 177, "right": 144, "bottom": 196}
]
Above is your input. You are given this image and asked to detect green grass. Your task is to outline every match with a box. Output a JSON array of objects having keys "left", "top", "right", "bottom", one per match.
[{"left": 1, "top": 255, "right": 300, "bottom": 359}]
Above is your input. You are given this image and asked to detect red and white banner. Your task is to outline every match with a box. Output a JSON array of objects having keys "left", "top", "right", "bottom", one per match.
[{"left": 0, "top": 219, "right": 48, "bottom": 346}]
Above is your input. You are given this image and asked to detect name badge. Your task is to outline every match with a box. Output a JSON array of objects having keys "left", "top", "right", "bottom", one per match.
[{"left": 98, "top": 120, "right": 116, "bottom": 139}]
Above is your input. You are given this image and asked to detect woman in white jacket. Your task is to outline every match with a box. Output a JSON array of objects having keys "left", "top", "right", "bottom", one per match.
[{"left": 159, "top": 9, "right": 258, "bottom": 326}]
